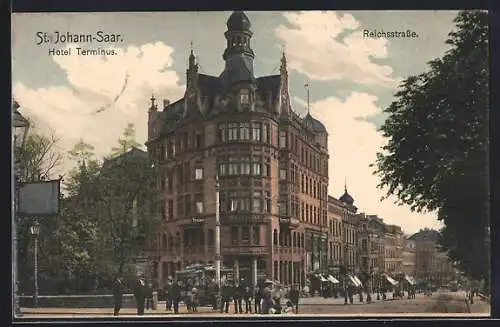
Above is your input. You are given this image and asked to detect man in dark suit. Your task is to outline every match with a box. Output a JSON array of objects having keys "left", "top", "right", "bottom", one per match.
[
  {"left": 233, "top": 280, "right": 243, "bottom": 314},
  {"left": 254, "top": 285, "right": 262, "bottom": 313},
  {"left": 243, "top": 285, "right": 253, "bottom": 313},
  {"left": 171, "top": 280, "right": 182, "bottom": 314},
  {"left": 220, "top": 281, "right": 231, "bottom": 313},
  {"left": 112, "top": 276, "right": 124, "bottom": 316},
  {"left": 134, "top": 276, "right": 147, "bottom": 315}
]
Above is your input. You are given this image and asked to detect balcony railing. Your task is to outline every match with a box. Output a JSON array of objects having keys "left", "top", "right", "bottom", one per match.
[{"left": 222, "top": 245, "right": 268, "bottom": 255}]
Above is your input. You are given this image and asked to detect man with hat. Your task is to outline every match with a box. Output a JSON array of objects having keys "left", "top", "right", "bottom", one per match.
[
  {"left": 112, "top": 276, "right": 124, "bottom": 316},
  {"left": 134, "top": 275, "right": 147, "bottom": 316},
  {"left": 220, "top": 280, "right": 231, "bottom": 314},
  {"left": 254, "top": 284, "right": 262, "bottom": 314},
  {"left": 232, "top": 279, "right": 244, "bottom": 314},
  {"left": 170, "top": 279, "right": 182, "bottom": 314},
  {"left": 164, "top": 276, "right": 173, "bottom": 311}
]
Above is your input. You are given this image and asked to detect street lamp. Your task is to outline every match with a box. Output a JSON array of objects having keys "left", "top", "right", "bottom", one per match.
[
  {"left": 13, "top": 100, "right": 30, "bottom": 317},
  {"left": 30, "top": 220, "right": 40, "bottom": 307},
  {"left": 343, "top": 243, "right": 348, "bottom": 305}
]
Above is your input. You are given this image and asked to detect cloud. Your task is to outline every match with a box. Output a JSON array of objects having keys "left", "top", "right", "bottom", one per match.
[
  {"left": 13, "top": 42, "right": 185, "bottom": 172},
  {"left": 275, "top": 11, "right": 398, "bottom": 86},
  {"left": 305, "top": 92, "right": 443, "bottom": 234}
]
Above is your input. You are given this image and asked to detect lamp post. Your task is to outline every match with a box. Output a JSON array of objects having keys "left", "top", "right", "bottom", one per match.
[
  {"left": 343, "top": 243, "right": 348, "bottom": 305},
  {"left": 13, "top": 100, "right": 30, "bottom": 317},
  {"left": 30, "top": 220, "right": 40, "bottom": 307}
]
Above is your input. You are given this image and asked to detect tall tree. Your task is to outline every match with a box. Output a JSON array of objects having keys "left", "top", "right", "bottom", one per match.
[
  {"left": 95, "top": 126, "right": 159, "bottom": 276},
  {"left": 17, "top": 126, "right": 63, "bottom": 182},
  {"left": 15, "top": 124, "right": 65, "bottom": 293},
  {"left": 109, "top": 123, "right": 141, "bottom": 158},
  {"left": 372, "top": 11, "right": 489, "bottom": 283}
]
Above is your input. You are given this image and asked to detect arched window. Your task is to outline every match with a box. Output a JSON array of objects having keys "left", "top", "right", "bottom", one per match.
[{"left": 273, "top": 229, "right": 278, "bottom": 245}]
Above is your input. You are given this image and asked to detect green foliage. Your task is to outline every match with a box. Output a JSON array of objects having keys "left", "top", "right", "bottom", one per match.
[
  {"left": 109, "top": 123, "right": 141, "bottom": 158},
  {"left": 372, "top": 11, "right": 489, "bottom": 281},
  {"left": 95, "top": 149, "right": 159, "bottom": 275}
]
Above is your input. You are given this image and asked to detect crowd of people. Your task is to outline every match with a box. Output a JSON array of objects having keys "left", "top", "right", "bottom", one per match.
[{"left": 111, "top": 274, "right": 422, "bottom": 316}]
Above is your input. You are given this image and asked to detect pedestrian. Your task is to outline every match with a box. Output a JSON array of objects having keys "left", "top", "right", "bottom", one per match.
[
  {"left": 145, "top": 282, "right": 153, "bottom": 310},
  {"left": 134, "top": 276, "right": 147, "bottom": 316},
  {"left": 261, "top": 280, "right": 273, "bottom": 314},
  {"left": 254, "top": 285, "right": 262, "bottom": 313},
  {"left": 243, "top": 285, "right": 253, "bottom": 313},
  {"left": 171, "top": 280, "right": 182, "bottom": 314},
  {"left": 164, "top": 278, "right": 173, "bottom": 311},
  {"left": 289, "top": 284, "right": 300, "bottom": 314},
  {"left": 220, "top": 281, "right": 231, "bottom": 313},
  {"left": 112, "top": 276, "right": 124, "bottom": 316},
  {"left": 210, "top": 279, "right": 219, "bottom": 311},
  {"left": 233, "top": 280, "right": 243, "bottom": 314},
  {"left": 272, "top": 283, "right": 283, "bottom": 314}
]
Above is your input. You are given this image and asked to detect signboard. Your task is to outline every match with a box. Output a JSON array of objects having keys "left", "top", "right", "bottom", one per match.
[
  {"left": 18, "top": 179, "right": 60, "bottom": 216},
  {"left": 191, "top": 218, "right": 204, "bottom": 224}
]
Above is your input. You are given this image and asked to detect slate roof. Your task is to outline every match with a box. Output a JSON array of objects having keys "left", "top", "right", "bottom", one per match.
[
  {"left": 408, "top": 229, "right": 440, "bottom": 242},
  {"left": 227, "top": 11, "right": 252, "bottom": 31},
  {"left": 219, "top": 54, "right": 256, "bottom": 91},
  {"left": 304, "top": 113, "right": 328, "bottom": 133}
]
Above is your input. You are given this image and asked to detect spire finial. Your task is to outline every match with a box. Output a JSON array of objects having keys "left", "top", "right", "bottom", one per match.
[
  {"left": 304, "top": 83, "right": 310, "bottom": 115},
  {"left": 344, "top": 177, "right": 348, "bottom": 192},
  {"left": 190, "top": 41, "right": 194, "bottom": 54},
  {"left": 150, "top": 93, "right": 156, "bottom": 108}
]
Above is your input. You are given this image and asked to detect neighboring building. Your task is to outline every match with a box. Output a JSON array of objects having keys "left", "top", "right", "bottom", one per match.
[
  {"left": 409, "top": 228, "right": 456, "bottom": 284},
  {"left": 357, "top": 214, "right": 385, "bottom": 274},
  {"left": 146, "top": 11, "right": 329, "bottom": 289},
  {"left": 327, "top": 196, "right": 345, "bottom": 275},
  {"left": 402, "top": 236, "right": 417, "bottom": 277},
  {"left": 338, "top": 186, "right": 359, "bottom": 274},
  {"left": 383, "top": 224, "right": 404, "bottom": 275}
]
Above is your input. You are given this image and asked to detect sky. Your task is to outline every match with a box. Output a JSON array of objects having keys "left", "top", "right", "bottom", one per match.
[{"left": 11, "top": 11, "right": 462, "bottom": 234}]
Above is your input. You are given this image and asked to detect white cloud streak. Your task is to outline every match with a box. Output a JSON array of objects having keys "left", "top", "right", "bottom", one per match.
[{"left": 275, "top": 11, "right": 399, "bottom": 86}]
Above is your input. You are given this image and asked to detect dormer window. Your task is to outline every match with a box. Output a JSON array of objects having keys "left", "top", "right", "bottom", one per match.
[{"left": 239, "top": 89, "right": 249, "bottom": 104}]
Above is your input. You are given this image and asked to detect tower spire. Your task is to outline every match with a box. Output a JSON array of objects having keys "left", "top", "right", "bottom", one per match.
[
  {"left": 344, "top": 177, "right": 347, "bottom": 192},
  {"left": 304, "top": 83, "right": 310, "bottom": 115},
  {"left": 150, "top": 93, "right": 156, "bottom": 109}
]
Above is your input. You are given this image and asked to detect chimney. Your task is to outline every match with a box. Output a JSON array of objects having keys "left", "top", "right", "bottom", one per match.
[{"left": 163, "top": 99, "right": 170, "bottom": 109}]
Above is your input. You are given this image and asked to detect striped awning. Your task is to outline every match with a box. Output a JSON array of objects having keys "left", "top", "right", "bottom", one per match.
[
  {"left": 328, "top": 275, "right": 340, "bottom": 284},
  {"left": 353, "top": 276, "right": 363, "bottom": 287},
  {"left": 349, "top": 275, "right": 362, "bottom": 287},
  {"left": 405, "top": 275, "right": 416, "bottom": 285},
  {"left": 385, "top": 275, "right": 398, "bottom": 286}
]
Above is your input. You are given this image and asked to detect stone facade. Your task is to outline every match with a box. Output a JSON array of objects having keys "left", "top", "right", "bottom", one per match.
[{"left": 146, "top": 11, "right": 329, "bottom": 289}]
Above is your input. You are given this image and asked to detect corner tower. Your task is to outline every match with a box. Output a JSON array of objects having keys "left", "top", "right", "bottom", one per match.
[{"left": 220, "top": 11, "right": 256, "bottom": 91}]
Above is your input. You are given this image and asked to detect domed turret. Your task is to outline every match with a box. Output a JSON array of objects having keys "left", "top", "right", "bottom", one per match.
[
  {"left": 227, "top": 11, "right": 251, "bottom": 31},
  {"left": 339, "top": 182, "right": 354, "bottom": 205}
]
